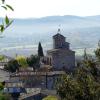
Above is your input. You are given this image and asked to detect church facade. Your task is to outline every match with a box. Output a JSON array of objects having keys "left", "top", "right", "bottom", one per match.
[{"left": 41, "top": 29, "right": 75, "bottom": 71}]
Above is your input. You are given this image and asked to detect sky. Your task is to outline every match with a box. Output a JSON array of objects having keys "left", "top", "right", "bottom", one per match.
[{"left": 0, "top": 0, "right": 100, "bottom": 18}]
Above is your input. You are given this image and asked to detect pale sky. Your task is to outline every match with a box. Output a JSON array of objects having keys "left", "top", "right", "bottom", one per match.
[{"left": 1, "top": 0, "right": 100, "bottom": 18}]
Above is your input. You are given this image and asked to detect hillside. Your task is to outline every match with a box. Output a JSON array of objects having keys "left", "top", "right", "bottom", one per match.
[{"left": 0, "top": 15, "right": 100, "bottom": 57}]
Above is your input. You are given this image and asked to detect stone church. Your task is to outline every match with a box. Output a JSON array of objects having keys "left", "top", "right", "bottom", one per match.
[{"left": 41, "top": 29, "right": 75, "bottom": 71}]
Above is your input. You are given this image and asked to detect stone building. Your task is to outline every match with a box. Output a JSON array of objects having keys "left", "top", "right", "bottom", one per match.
[{"left": 41, "top": 29, "right": 75, "bottom": 71}]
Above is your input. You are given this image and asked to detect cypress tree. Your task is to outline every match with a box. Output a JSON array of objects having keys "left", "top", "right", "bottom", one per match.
[{"left": 38, "top": 42, "right": 44, "bottom": 57}]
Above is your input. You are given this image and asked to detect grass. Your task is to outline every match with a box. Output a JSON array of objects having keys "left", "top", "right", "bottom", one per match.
[{"left": 42, "top": 95, "right": 58, "bottom": 100}]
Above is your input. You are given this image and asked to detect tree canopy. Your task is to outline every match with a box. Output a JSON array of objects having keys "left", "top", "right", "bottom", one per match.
[
  {"left": 27, "top": 55, "right": 40, "bottom": 70},
  {"left": 38, "top": 42, "right": 44, "bottom": 57},
  {"left": 16, "top": 56, "right": 28, "bottom": 68},
  {"left": 4, "top": 59, "right": 19, "bottom": 72}
]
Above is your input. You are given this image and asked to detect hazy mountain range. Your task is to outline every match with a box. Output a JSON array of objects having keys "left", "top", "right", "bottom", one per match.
[{"left": 0, "top": 15, "right": 100, "bottom": 57}]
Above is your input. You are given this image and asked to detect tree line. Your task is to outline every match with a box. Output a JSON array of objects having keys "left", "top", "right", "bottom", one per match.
[{"left": 4, "top": 42, "right": 44, "bottom": 72}]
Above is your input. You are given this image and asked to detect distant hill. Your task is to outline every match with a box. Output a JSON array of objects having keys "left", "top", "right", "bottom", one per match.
[{"left": 0, "top": 15, "right": 100, "bottom": 57}]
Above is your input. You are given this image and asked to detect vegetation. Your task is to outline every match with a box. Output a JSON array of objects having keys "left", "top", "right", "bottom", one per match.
[
  {"left": 0, "top": 94, "right": 11, "bottom": 100},
  {"left": 4, "top": 59, "right": 19, "bottom": 72},
  {"left": 0, "top": 0, "right": 14, "bottom": 32},
  {"left": 56, "top": 45, "right": 100, "bottom": 100},
  {"left": 0, "top": 82, "right": 10, "bottom": 100},
  {"left": 38, "top": 42, "right": 44, "bottom": 57},
  {"left": 0, "top": 55, "right": 5, "bottom": 61},
  {"left": 27, "top": 55, "right": 40, "bottom": 70},
  {"left": 95, "top": 40, "right": 100, "bottom": 62},
  {"left": 16, "top": 56, "right": 28, "bottom": 68},
  {"left": 4, "top": 54, "right": 41, "bottom": 72},
  {"left": 42, "top": 95, "right": 58, "bottom": 100},
  {"left": 0, "top": 82, "right": 4, "bottom": 91}
]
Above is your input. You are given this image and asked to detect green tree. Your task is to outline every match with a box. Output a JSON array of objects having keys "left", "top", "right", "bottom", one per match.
[
  {"left": 56, "top": 70, "right": 100, "bottom": 100},
  {"left": 27, "top": 55, "right": 40, "bottom": 70},
  {"left": 16, "top": 56, "right": 28, "bottom": 68},
  {"left": 38, "top": 42, "right": 44, "bottom": 57},
  {"left": 4, "top": 59, "right": 19, "bottom": 72},
  {"left": 82, "top": 49, "right": 99, "bottom": 80}
]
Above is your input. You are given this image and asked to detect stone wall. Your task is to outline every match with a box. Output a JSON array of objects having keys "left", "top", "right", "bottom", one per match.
[{"left": 51, "top": 50, "right": 75, "bottom": 70}]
